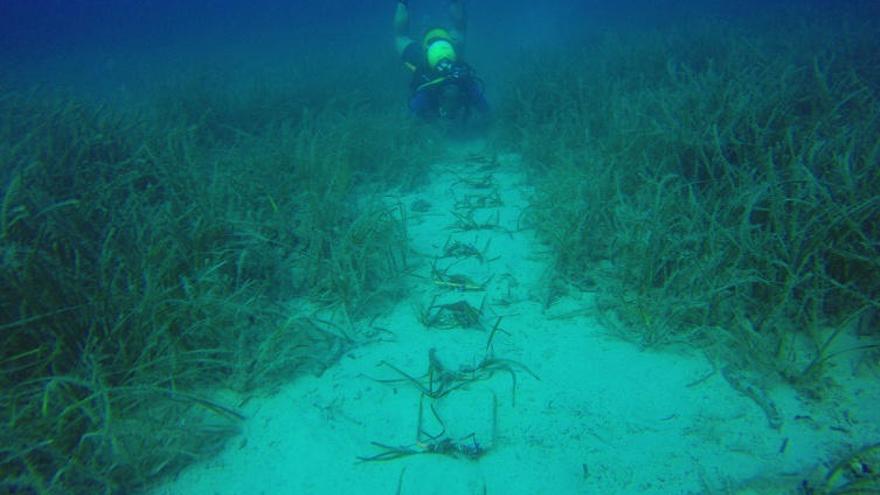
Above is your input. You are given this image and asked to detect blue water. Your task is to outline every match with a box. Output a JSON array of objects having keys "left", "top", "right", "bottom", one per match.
[{"left": 6, "top": 0, "right": 873, "bottom": 101}]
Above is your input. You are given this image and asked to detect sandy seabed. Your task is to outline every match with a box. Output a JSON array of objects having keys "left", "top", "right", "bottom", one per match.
[{"left": 151, "top": 144, "right": 880, "bottom": 495}]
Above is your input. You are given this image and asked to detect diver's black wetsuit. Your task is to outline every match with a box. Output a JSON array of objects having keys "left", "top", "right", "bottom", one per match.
[{"left": 394, "top": 0, "right": 489, "bottom": 121}]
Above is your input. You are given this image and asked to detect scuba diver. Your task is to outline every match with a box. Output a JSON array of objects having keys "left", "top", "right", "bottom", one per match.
[{"left": 394, "top": 0, "right": 489, "bottom": 124}]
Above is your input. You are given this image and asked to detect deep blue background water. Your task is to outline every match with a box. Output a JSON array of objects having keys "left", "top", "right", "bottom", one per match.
[{"left": 1, "top": 0, "right": 877, "bottom": 99}]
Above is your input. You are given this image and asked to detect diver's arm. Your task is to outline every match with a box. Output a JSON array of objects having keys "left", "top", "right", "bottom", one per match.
[{"left": 394, "top": 1, "right": 414, "bottom": 57}]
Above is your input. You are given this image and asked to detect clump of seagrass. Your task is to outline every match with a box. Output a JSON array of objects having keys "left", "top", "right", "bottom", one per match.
[
  {"left": 800, "top": 443, "right": 880, "bottom": 494},
  {"left": 359, "top": 319, "right": 538, "bottom": 463},
  {"left": 375, "top": 317, "right": 536, "bottom": 404},
  {"left": 439, "top": 236, "right": 493, "bottom": 264},
  {"left": 450, "top": 209, "right": 505, "bottom": 233},
  {"left": 455, "top": 190, "right": 504, "bottom": 210},
  {"left": 463, "top": 152, "right": 501, "bottom": 173},
  {"left": 0, "top": 91, "right": 260, "bottom": 494},
  {"left": 431, "top": 259, "right": 494, "bottom": 292},
  {"left": 452, "top": 172, "right": 496, "bottom": 190},
  {"left": 417, "top": 294, "right": 486, "bottom": 330},
  {"left": 357, "top": 393, "right": 495, "bottom": 463}
]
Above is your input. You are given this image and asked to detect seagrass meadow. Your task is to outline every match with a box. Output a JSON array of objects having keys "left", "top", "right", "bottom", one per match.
[
  {"left": 0, "top": 64, "right": 440, "bottom": 492},
  {"left": 499, "top": 10, "right": 880, "bottom": 395},
  {"left": 1, "top": 1, "right": 879, "bottom": 494},
  {"left": 491, "top": 6, "right": 880, "bottom": 492}
]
